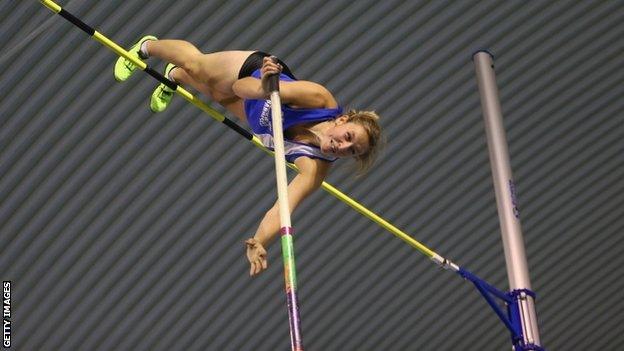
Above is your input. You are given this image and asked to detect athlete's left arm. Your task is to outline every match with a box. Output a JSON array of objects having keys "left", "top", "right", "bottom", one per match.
[
  {"left": 253, "top": 157, "right": 329, "bottom": 246},
  {"left": 246, "top": 157, "right": 330, "bottom": 276}
]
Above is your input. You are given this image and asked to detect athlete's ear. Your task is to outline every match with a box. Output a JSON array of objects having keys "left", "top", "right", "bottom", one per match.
[{"left": 335, "top": 115, "right": 349, "bottom": 125}]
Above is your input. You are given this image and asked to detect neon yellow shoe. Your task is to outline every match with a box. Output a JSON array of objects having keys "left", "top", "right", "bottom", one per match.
[
  {"left": 150, "top": 63, "right": 177, "bottom": 113},
  {"left": 113, "top": 35, "right": 157, "bottom": 82}
]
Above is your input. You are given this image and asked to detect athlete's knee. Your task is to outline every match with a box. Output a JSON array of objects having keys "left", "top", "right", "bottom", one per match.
[
  {"left": 178, "top": 55, "right": 205, "bottom": 79},
  {"left": 213, "top": 91, "right": 237, "bottom": 105}
]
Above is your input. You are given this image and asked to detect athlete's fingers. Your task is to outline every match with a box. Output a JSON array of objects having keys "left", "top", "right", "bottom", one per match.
[
  {"left": 255, "top": 258, "right": 263, "bottom": 274},
  {"left": 251, "top": 259, "right": 258, "bottom": 276},
  {"left": 261, "top": 258, "right": 268, "bottom": 270}
]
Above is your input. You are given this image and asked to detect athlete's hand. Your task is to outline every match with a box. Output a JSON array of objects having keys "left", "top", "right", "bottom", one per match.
[
  {"left": 261, "top": 56, "right": 282, "bottom": 95},
  {"left": 245, "top": 238, "right": 268, "bottom": 276}
]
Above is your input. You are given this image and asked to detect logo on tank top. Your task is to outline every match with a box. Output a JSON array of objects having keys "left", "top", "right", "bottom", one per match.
[{"left": 260, "top": 100, "right": 272, "bottom": 131}]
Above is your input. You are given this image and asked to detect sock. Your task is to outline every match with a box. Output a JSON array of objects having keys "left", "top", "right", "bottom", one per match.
[
  {"left": 138, "top": 40, "right": 151, "bottom": 59},
  {"left": 167, "top": 66, "right": 178, "bottom": 82}
]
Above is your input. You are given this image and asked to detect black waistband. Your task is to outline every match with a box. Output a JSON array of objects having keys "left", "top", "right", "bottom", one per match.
[{"left": 238, "top": 51, "right": 297, "bottom": 80}]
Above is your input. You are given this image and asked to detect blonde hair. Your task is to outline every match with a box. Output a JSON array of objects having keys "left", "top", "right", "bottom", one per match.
[{"left": 343, "top": 109, "right": 384, "bottom": 176}]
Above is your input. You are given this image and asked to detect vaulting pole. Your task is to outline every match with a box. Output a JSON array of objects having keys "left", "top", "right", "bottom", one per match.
[
  {"left": 267, "top": 63, "right": 304, "bottom": 351},
  {"left": 473, "top": 50, "right": 543, "bottom": 351}
]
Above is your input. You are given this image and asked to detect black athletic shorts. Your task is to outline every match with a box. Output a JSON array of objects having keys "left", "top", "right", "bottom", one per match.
[{"left": 238, "top": 51, "right": 297, "bottom": 80}]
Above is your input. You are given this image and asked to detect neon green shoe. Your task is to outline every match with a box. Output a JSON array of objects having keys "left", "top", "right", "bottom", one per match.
[
  {"left": 113, "top": 35, "right": 157, "bottom": 82},
  {"left": 150, "top": 63, "right": 177, "bottom": 113}
]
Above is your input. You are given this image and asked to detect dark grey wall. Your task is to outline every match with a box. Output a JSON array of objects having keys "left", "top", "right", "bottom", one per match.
[{"left": 1, "top": 1, "right": 623, "bottom": 350}]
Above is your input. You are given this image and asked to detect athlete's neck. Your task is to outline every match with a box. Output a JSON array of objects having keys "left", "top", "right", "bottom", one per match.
[
  {"left": 286, "top": 121, "right": 331, "bottom": 146},
  {"left": 307, "top": 120, "right": 332, "bottom": 144}
]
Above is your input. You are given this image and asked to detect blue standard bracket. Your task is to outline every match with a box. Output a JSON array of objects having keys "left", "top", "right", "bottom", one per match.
[{"left": 457, "top": 267, "right": 545, "bottom": 351}]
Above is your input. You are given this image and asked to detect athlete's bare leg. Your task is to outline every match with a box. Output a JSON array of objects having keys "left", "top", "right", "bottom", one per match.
[
  {"left": 169, "top": 67, "right": 246, "bottom": 121},
  {"left": 145, "top": 39, "right": 253, "bottom": 97},
  {"left": 145, "top": 39, "right": 251, "bottom": 121}
]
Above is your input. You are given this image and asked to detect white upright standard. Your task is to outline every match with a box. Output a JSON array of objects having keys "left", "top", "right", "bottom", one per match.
[{"left": 473, "top": 50, "right": 543, "bottom": 350}]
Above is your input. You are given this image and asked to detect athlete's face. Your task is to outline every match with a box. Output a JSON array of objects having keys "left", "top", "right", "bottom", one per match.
[{"left": 320, "top": 116, "right": 370, "bottom": 158}]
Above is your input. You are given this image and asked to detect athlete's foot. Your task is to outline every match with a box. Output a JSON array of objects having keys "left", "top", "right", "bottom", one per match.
[
  {"left": 150, "top": 63, "right": 177, "bottom": 112},
  {"left": 113, "top": 35, "right": 157, "bottom": 82}
]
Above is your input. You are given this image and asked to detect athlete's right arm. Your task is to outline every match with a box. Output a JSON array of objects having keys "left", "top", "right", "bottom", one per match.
[{"left": 232, "top": 56, "right": 338, "bottom": 108}]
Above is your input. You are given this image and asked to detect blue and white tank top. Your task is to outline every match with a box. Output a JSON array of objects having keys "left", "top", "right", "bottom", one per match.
[{"left": 244, "top": 69, "right": 343, "bottom": 163}]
